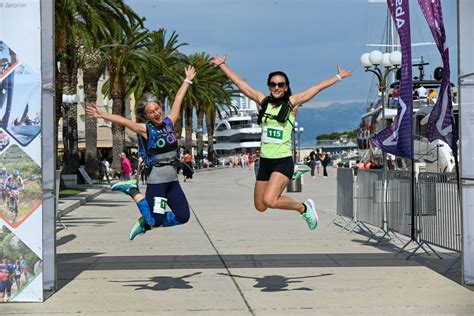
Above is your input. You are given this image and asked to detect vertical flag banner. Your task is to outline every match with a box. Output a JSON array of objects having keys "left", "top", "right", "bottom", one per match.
[
  {"left": 0, "top": 0, "right": 44, "bottom": 302},
  {"left": 371, "top": 0, "right": 414, "bottom": 159},
  {"left": 417, "top": 0, "right": 458, "bottom": 156}
]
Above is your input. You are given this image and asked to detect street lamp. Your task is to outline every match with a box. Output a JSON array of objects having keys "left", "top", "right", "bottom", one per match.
[
  {"left": 360, "top": 49, "right": 401, "bottom": 243},
  {"left": 360, "top": 50, "right": 401, "bottom": 122},
  {"left": 293, "top": 122, "right": 304, "bottom": 162},
  {"left": 360, "top": 50, "right": 401, "bottom": 161}
]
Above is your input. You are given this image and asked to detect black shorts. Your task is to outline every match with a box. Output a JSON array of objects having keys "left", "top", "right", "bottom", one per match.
[{"left": 256, "top": 156, "right": 294, "bottom": 181}]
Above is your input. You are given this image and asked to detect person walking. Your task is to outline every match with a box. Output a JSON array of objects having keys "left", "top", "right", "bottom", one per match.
[
  {"left": 100, "top": 157, "right": 111, "bottom": 185},
  {"left": 308, "top": 149, "right": 317, "bottom": 178},
  {"left": 315, "top": 149, "right": 322, "bottom": 176},
  {"left": 253, "top": 149, "right": 261, "bottom": 177},
  {"left": 86, "top": 66, "right": 196, "bottom": 240},
  {"left": 212, "top": 54, "right": 351, "bottom": 229},
  {"left": 320, "top": 152, "right": 330, "bottom": 178},
  {"left": 181, "top": 150, "right": 194, "bottom": 182},
  {"left": 120, "top": 153, "right": 133, "bottom": 180}
]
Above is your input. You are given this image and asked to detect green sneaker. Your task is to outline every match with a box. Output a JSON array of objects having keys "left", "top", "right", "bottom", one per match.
[
  {"left": 302, "top": 199, "right": 319, "bottom": 230},
  {"left": 111, "top": 179, "right": 138, "bottom": 195},
  {"left": 129, "top": 217, "right": 146, "bottom": 240},
  {"left": 292, "top": 164, "right": 311, "bottom": 180}
]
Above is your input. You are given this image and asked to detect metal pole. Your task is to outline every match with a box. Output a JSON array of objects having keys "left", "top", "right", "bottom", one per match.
[
  {"left": 298, "top": 130, "right": 301, "bottom": 162},
  {"left": 380, "top": 70, "right": 387, "bottom": 233}
]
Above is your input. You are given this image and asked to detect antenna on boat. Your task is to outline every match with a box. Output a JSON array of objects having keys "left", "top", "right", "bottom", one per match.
[{"left": 412, "top": 56, "right": 429, "bottom": 80}]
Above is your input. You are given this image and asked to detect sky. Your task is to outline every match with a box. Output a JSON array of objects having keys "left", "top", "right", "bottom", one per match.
[{"left": 124, "top": 0, "right": 458, "bottom": 109}]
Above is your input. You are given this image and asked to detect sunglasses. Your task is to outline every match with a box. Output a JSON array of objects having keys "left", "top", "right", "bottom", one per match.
[
  {"left": 145, "top": 108, "right": 161, "bottom": 115},
  {"left": 268, "top": 82, "right": 286, "bottom": 88}
]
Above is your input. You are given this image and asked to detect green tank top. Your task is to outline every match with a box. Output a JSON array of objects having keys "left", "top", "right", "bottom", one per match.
[{"left": 260, "top": 103, "right": 295, "bottom": 159}]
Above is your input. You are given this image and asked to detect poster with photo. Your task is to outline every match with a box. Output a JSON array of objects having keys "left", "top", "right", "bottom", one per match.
[{"left": 0, "top": 0, "right": 43, "bottom": 302}]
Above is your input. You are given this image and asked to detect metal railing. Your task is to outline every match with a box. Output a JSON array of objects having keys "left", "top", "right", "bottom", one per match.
[
  {"left": 355, "top": 169, "right": 384, "bottom": 228},
  {"left": 336, "top": 168, "right": 462, "bottom": 254},
  {"left": 386, "top": 170, "right": 412, "bottom": 236},
  {"left": 418, "top": 173, "right": 462, "bottom": 252}
]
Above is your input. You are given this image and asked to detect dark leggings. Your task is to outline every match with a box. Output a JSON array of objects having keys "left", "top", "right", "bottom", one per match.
[{"left": 145, "top": 181, "right": 190, "bottom": 227}]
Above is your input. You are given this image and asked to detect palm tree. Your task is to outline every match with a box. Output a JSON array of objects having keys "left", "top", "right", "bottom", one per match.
[
  {"left": 55, "top": 0, "right": 141, "bottom": 174},
  {"left": 100, "top": 22, "right": 161, "bottom": 171},
  {"left": 79, "top": 47, "right": 105, "bottom": 176},
  {"left": 129, "top": 29, "right": 187, "bottom": 103},
  {"left": 185, "top": 53, "right": 237, "bottom": 161}
]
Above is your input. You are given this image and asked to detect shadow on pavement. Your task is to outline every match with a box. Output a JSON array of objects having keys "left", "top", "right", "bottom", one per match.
[
  {"left": 218, "top": 272, "right": 333, "bottom": 292},
  {"left": 111, "top": 272, "right": 202, "bottom": 291}
]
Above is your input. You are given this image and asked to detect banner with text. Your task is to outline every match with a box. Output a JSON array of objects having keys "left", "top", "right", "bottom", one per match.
[
  {"left": 417, "top": 0, "right": 458, "bottom": 157},
  {"left": 371, "top": 0, "right": 413, "bottom": 159},
  {"left": 0, "top": 0, "right": 43, "bottom": 302}
]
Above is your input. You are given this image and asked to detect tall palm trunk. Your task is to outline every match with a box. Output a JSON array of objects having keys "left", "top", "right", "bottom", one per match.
[
  {"left": 111, "top": 96, "right": 125, "bottom": 172},
  {"left": 109, "top": 62, "right": 127, "bottom": 172},
  {"left": 196, "top": 108, "right": 204, "bottom": 156},
  {"left": 55, "top": 20, "right": 67, "bottom": 171},
  {"left": 62, "top": 55, "right": 81, "bottom": 175},
  {"left": 82, "top": 51, "right": 102, "bottom": 177},
  {"left": 184, "top": 105, "right": 193, "bottom": 152},
  {"left": 205, "top": 107, "right": 216, "bottom": 162}
]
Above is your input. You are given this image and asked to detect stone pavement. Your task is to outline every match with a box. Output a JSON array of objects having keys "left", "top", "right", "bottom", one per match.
[{"left": 3, "top": 167, "right": 474, "bottom": 315}]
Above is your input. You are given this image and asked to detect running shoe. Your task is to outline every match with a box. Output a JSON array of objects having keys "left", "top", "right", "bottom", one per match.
[
  {"left": 129, "top": 217, "right": 146, "bottom": 240},
  {"left": 111, "top": 179, "right": 138, "bottom": 195},
  {"left": 292, "top": 164, "right": 311, "bottom": 180},
  {"left": 302, "top": 198, "right": 319, "bottom": 230}
]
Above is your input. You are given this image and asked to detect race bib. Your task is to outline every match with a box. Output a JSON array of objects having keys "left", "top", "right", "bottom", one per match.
[
  {"left": 153, "top": 197, "right": 168, "bottom": 214},
  {"left": 262, "top": 126, "right": 284, "bottom": 144}
]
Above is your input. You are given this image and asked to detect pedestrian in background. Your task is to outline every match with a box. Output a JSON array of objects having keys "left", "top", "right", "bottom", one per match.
[{"left": 120, "top": 153, "right": 132, "bottom": 180}]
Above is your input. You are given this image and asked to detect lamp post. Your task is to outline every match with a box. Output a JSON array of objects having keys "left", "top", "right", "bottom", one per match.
[
  {"left": 293, "top": 122, "right": 304, "bottom": 162},
  {"left": 360, "top": 50, "right": 401, "bottom": 242},
  {"left": 360, "top": 50, "right": 401, "bottom": 168},
  {"left": 360, "top": 50, "right": 401, "bottom": 125}
]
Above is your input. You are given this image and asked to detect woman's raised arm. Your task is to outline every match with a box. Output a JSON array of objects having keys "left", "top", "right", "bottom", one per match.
[
  {"left": 290, "top": 65, "right": 351, "bottom": 109},
  {"left": 168, "top": 66, "right": 196, "bottom": 125},
  {"left": 85, "top": 104, "right": 146, "bottom": 137},
  {"left": 213, "top": 54, "right": 266, "bottom": 108}
]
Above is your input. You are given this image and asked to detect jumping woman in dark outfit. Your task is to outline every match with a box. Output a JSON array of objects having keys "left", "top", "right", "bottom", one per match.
[{"left": 86, "top": 66, "right": 196, "bottom": 240}]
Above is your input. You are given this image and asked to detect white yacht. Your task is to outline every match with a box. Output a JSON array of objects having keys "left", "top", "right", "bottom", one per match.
[
  {"left": 214, "top": 94, "right": 261, "bottom": 156},
  {"left": 357, "top": 72, "right": 458, "bottom": 173}
]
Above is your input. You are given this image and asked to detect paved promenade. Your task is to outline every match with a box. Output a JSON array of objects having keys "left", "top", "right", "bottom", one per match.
[{"left": 4, "top": 167, "right": 474, "bottom": 315}]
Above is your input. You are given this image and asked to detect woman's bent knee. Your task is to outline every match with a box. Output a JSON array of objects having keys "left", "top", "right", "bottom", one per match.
[
  {"left": 262, "top": 196, "right": 278, "bottom": 209},
  {"left": 254, "top": 204, "right": 267, "bottom": 212}
]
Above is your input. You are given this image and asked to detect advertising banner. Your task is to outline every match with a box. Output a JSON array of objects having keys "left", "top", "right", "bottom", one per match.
[
  {"left": 0, "top": 0, "right": 44, "bottom": 302},
  {"left": 371, "top": 0, "right": 413, "bottom": 159}
]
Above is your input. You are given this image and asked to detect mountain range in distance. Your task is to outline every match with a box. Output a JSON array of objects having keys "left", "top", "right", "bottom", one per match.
[{"left": 296, "top": 102, "right": 366, "bottom": 147}]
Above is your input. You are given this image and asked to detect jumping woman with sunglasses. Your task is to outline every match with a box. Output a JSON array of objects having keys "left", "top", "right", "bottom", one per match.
[
  {"left": 212, "top": 54, "right": 351, "bottom": 229},
  {"left": 86, "top": 66, "right": 196, "bottom": 240}
]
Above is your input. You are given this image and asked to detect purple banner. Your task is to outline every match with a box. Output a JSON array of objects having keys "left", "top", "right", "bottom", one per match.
[
  {"left": 417, "top": 0, "right": 458, "bottom": 156},
  {"left": 371, "top": 0, "right": 413, "bottom": 159}
]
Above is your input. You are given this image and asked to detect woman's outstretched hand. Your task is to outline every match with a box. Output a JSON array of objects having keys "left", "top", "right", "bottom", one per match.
[
  {"left": 185, "top": 65, "right": 196, "bottom": 81},
  {"left": 212, "top": 54, "right": 227, "bottom": 66},
  {"left": 85, "top": 104, "right": 103, "bottom": 119},
  {"left": 337, "top": 65, "right": 352, "bottom": 79}
]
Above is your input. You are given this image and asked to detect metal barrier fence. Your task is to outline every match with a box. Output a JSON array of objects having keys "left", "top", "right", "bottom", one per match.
[
  {"left": 386, "top": 170, "right": 412, "bottom": 236},
  {"left": 336, "top": 168, "right": 462, "bottom": 253},
  {"left": 355, "top": 169, "right": 384, "bottom": 228},
  {"left": 336, "top": 168, "right": 354, "bottom": 219},
  {"left": 418, "top": 173, "right": 462, "bottom": 252}
]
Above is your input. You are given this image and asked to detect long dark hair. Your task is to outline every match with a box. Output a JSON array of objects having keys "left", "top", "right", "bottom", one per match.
[{"left": 267, "top": 71, "right": 292, "bottom": 101}]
